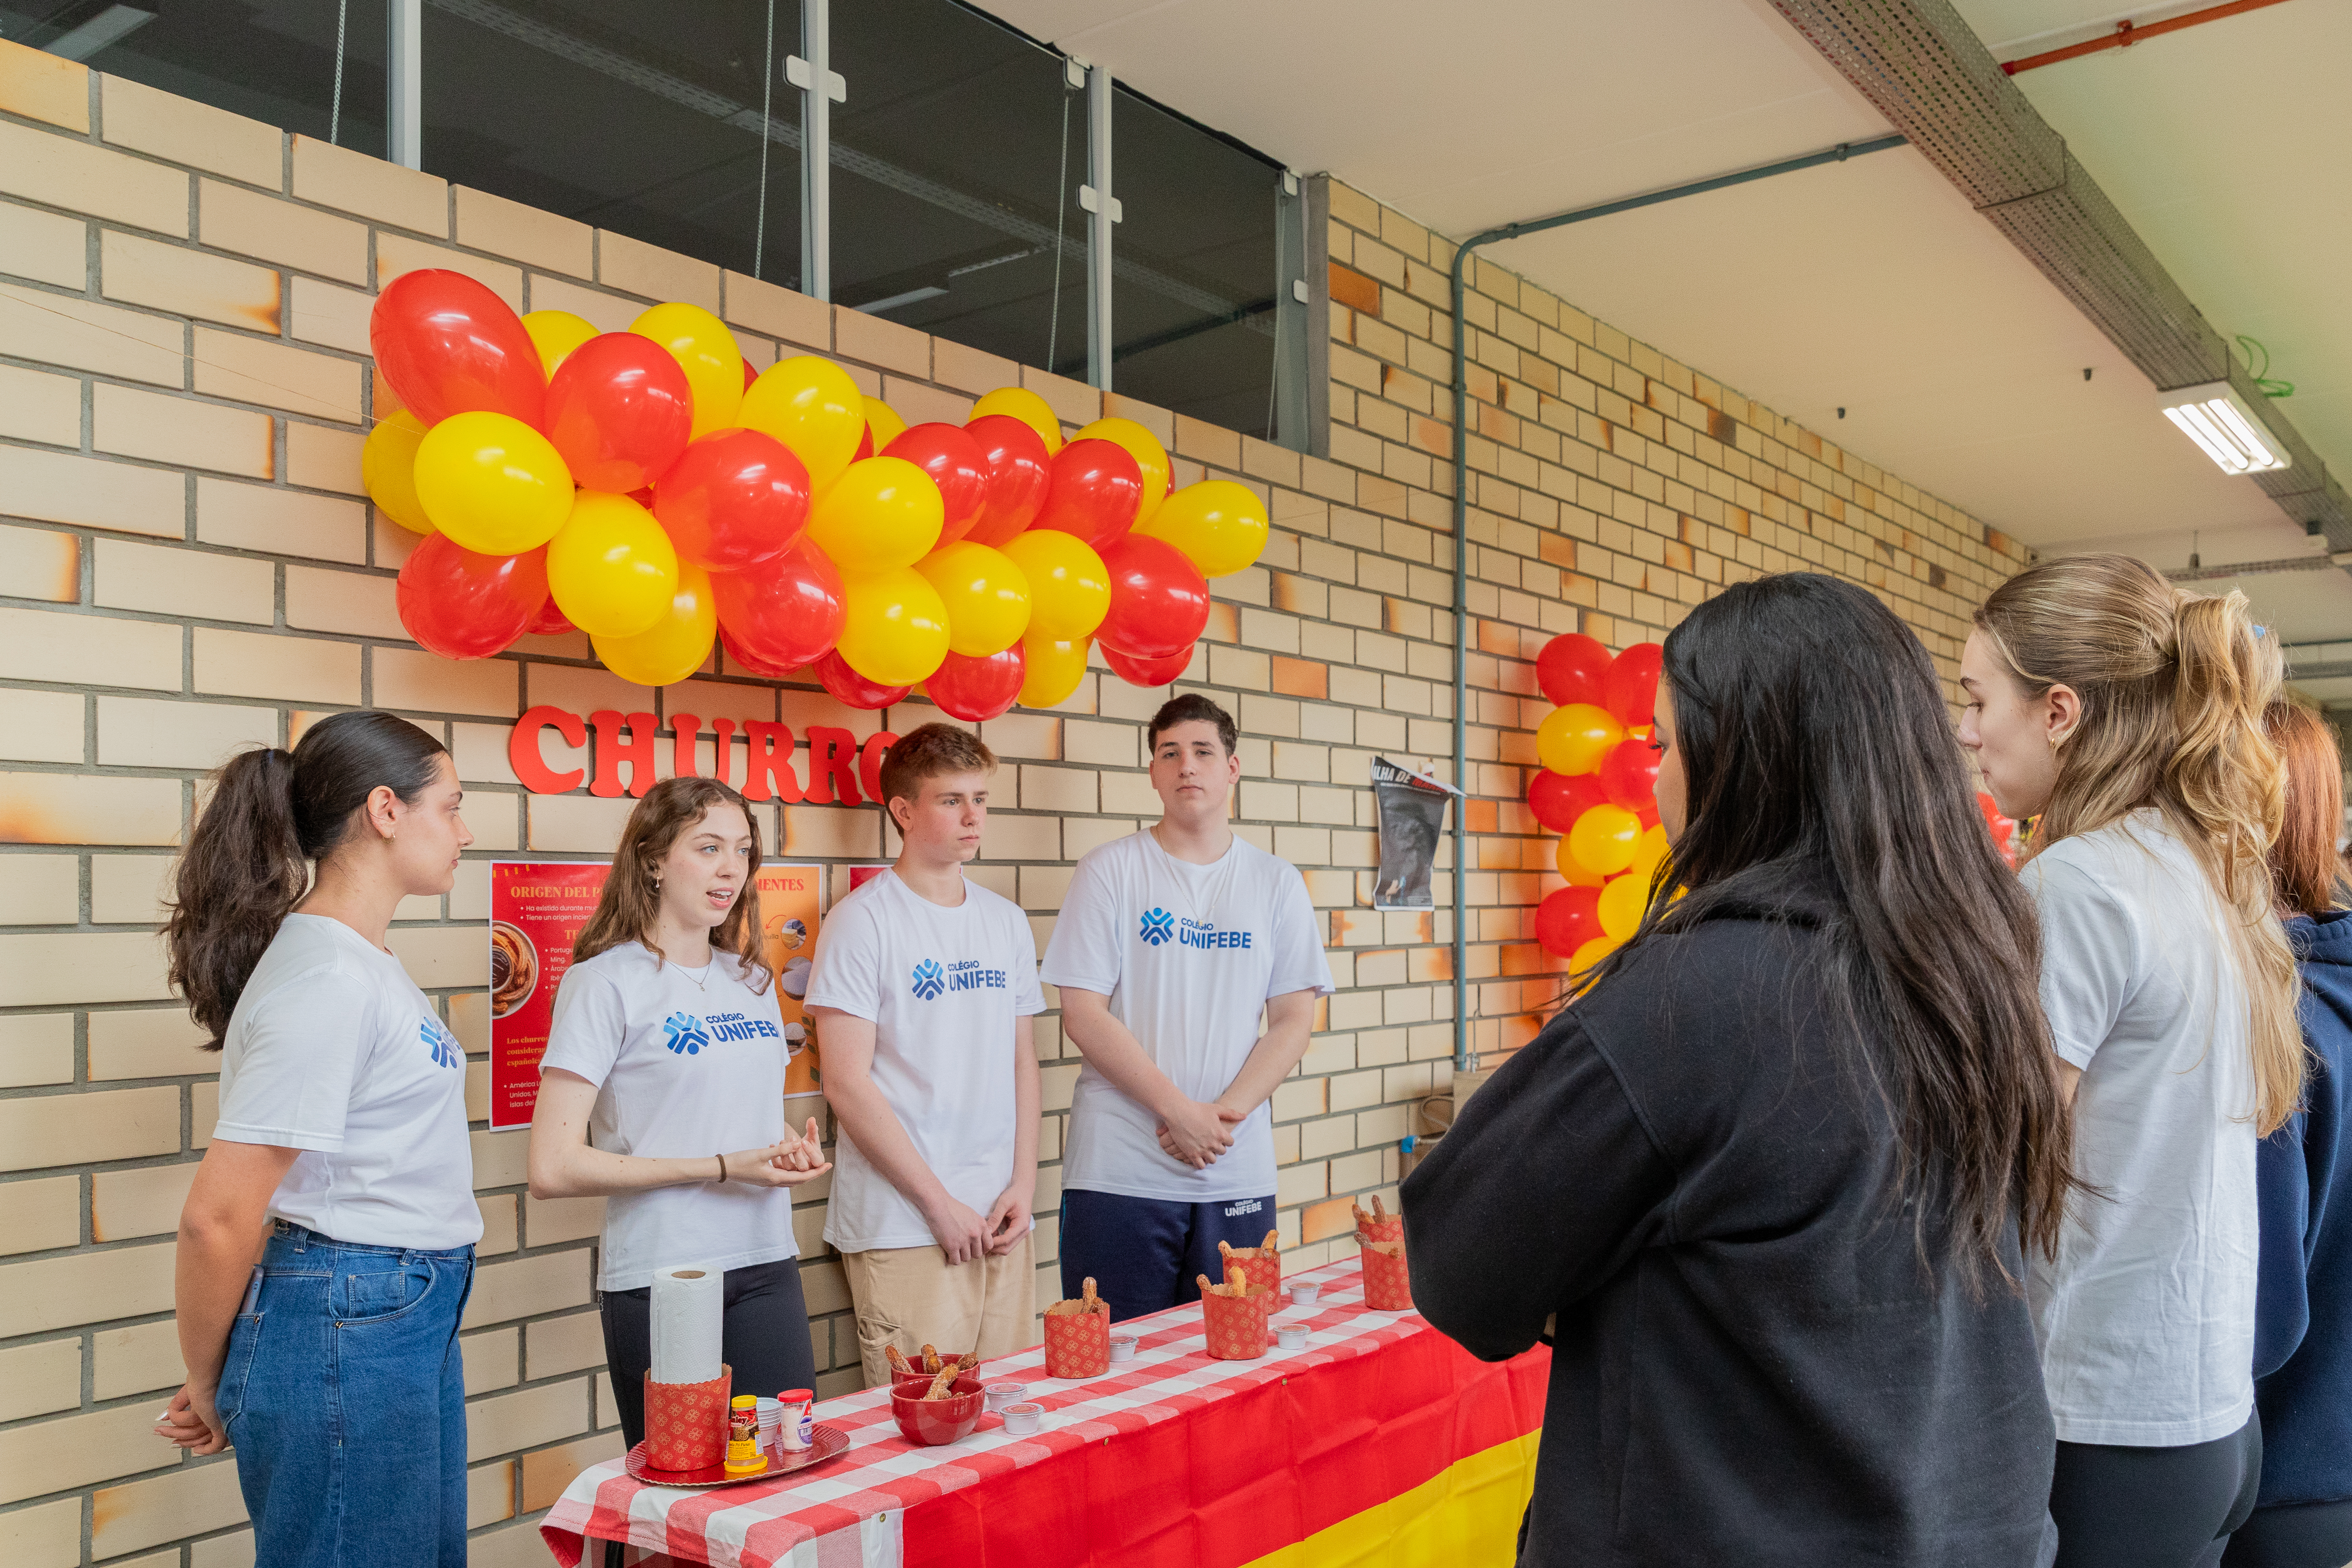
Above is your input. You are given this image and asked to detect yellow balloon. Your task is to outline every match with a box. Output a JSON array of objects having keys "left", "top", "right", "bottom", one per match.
[
  {"left": 1568, "top": 803, "right": 1643, "bottom": 877},
  {"left": 546, "top": 491, "right": 679, "bottom": 638},
  {"left": 1554, "top": 834, "right": 1604, "bottom": 888},
  {"left": 1018, "top": 633, "right": 1091, "bottom": 709},
  {"left": 999, "top": 529, "right": 1110, "bottom": 639},
  {"left": 1597, "top": 872, "right": 1651, "bottom": 942},
  {"left": 1072, "top": 417, "right": 1171, "bottom": 526},
  {"left": 863, "top": 395, "right": 908, "bottom": 453},
  {"left": 970, "top": 386, "right": 1063, "bottom": 455},
  {"left": 630, "top": 302, "right": 742, "bottom": 441},
  {"left": 593, "top": 564, "right": 717, "bottom": 687},
  {"left": 1537, "top": 703, "right": 1625, "bottom": 776},
  {"left": 805, "top": 456, "right": 944, "bottom": 574},
  {"left": 521, "top": 309, "right": 599, "bottom": 380},
  {"left": 362, "top": 410, "right": 433, "bottom": 534},
  {"left": 412, "top": 410, "right": 574, "bottom": 555},
  {"left": 837, "top": 566, "right": 950, "bottom": 687},
  {"left": 1569, "top": 934, "right": 1621, "bottom": 975},
  {"left": 1137, "top": 479, "right": 1268, "bottom": 578},
  {"left": 740, "top": 355, "right": 865, "bottom": 491},
  {"left": 1625, "top": 824, "right": 1671, "bottom": 889},
  {"left": 915, "top": 541, "right": 1032, "bottom": 657}
]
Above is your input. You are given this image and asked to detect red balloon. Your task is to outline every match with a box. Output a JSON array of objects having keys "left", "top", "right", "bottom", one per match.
[
  {"left": 1596, "top": 737, "right": 1661, "bottom": 811},
  {"left": 1529, "top": 771, "right": 1609, "bottom": 834},
  {"left": 959, "top": 414, "right": 1052, "bottom": 547},
  {"left": 852, "top": 422, "right": 874, "bottom": 464},
  {"left": 1032, "top": 438, "right": 1143, "bottom": 550},
  {"left": 815, "top": 648, "right": 908, "bottom": 710},
  {"left": 740, "top": 358, "right": 758, "bottom": 391},
  {"left": 524, "top": 596, "right": 575, "bottom": 637},
  {"left": 709, "top": 540, "right": 845, "bottom": 672},
  {"left": 395, "top": 535, "right": 548, "bottom": 660},
  {"left": 654, "top": 428, "right": 812, "bottom": 572},
  {"left": 719, "top": 625, "right": 798, "bottom": 678},
  {"left": 1603, "top": 643, "right": 1664, "bottom": 726},
  {"left": 369, "top": 269, "right": 545, "bottom": 429},
  {"left": 1536, "top": 633, "right": 1612, "bottom": 708},
  {"left": 542, "top": 331, "right": 694, "bottom": 492},
  {"left": 1101, "top": 642, "right": 1194, "bottom": 687},
  {"left": 927, "top": 646, "right": 1026, "bottom": 721},
  {"left": 1095, "top": 535, "right": 1211, "bottom": 660},
  {"left": 884, "top": 424, "right": 989, "bottom": 545},
  {"left": 1534, "top": 887, "right": 1604, "bottom": 957}
]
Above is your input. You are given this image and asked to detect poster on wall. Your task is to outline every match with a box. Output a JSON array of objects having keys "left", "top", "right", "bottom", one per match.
[
  {"left": 488, "top": 862, "right": 609, "bottom": 1131},
  {"left": 755, "top": 864, "right": 824, "bottom": 1098},
  {"left": 1371, "top": 757, "right": 1460, "bottom": 911}
]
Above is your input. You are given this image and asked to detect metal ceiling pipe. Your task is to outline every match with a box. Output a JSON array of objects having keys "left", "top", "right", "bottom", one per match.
[
  {"left": 1769, "top": 0, "right": 2352, "bottom": 550},
  {"left": 2002, "top": 0, "right": 2297, "bottom": 76},
  {"left": 1443, "top": 135, "right": 1906, "bottom": 1073}
]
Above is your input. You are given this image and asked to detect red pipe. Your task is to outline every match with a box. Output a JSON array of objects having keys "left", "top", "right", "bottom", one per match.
[{"left": 2002, "top": 0, "right": 2296, "bottom": 74}]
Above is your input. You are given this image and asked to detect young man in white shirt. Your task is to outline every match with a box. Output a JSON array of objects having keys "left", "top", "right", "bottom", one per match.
[
  {"left": 804, "top": 724, "right": 1046, "bottom": 1384},
  {"left": 1042, "top": 694, "right": 1334, "bottom": 1317}
]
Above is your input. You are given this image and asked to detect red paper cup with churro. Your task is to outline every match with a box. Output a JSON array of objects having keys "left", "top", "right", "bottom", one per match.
[{"left": 1361, "top": 1240, "right": 1413, "bottom": 1311}]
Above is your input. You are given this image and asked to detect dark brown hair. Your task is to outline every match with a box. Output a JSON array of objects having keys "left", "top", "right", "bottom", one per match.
[
  {"left": 2264, "top": 699, "right": 2344, "bottom": 918},
  {"left": 1148, "top": 692, "right": 1237, "bottom": 755},
  {"left": 877, "top": 722, "right": 995, "bottom": 812},
  {"left": 166, "top": 711, "right": 448, "bottom": 1049},
  {"left": 572, "top": 776, "right": 769, "bottom": 989},
  {"left": 1601, "top": 573, "right": 2073, "bottom": 1286}
]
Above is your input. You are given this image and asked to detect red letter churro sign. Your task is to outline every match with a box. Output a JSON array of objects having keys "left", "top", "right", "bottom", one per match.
[{"left": 507, "top": 706, "right": 896, "bottom": 804}]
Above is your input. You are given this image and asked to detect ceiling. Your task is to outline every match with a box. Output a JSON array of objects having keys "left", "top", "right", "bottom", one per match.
[{"left": 980, "top": 0, "right": 2352, "bottom": 659}]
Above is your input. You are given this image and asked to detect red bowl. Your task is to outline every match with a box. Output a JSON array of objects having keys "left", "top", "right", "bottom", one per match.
[{"left": 890, "top": 1375, "right": 984, "bottom": 1446}]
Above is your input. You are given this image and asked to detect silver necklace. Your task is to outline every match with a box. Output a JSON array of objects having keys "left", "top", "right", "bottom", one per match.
[{"left": 671, "top": 959, "right": 714, "bottom": 992}]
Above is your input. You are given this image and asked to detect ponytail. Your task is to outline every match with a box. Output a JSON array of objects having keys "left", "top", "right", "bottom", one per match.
[
  {"left": 1975, "top": 555, "right": 2302, "bottom": 1131},
  {"left": 165, "top": 712, "right": 448, "bottom": 1048}
]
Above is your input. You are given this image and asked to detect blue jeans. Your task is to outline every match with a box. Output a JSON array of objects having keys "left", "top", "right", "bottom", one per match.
[
  {"left": 217, "top": 1221, "right": 475, "bottom": 1567},
  {"left": 1059, "top": 1188, "right": 1279, "bottom": 1320}
]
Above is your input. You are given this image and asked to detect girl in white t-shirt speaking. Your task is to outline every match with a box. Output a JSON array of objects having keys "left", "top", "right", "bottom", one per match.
[
  {"left": 1963, "top": 554, "right": 2303, "bottom": 1568},
  {"left": 154, "top": 712, "right": 482, "bottom": 1567},
  {"left": 529, "top": 777, "right": 830, "bottom": 1449}
]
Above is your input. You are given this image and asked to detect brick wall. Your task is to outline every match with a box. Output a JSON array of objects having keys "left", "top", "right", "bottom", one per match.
[{"left": 0, "top": 38, "right": 2026, "bottom": 1566}]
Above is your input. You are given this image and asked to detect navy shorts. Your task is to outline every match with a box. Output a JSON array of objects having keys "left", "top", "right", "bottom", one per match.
[{"left": 1058, "top": 1188, "right": 1279, "bottom": 1321}]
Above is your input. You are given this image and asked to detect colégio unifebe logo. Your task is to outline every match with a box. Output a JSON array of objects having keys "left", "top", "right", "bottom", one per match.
[
  {"left": 910, "top": 959, "right": 946, "bottom": 1000},
  {"left": 661, "top": 1011, "right": 712, "bottom": 1055},
  {"left": 419, "top": 1015, "right": 461, "bottom": 1070},
  {"left": 1139, "top": 908, "right": 1176, "bottom": 946}
]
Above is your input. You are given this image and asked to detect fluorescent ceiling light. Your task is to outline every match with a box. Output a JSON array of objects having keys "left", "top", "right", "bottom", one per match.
[
  {"left": 2160, "top": 381, "right": 2291, "bottom": 475},
  {"left": 44, "top": 5, "right": 155, "bottom": 60},
  {"left": 854, "top": 286, "right": 948, "bottom": 315}
]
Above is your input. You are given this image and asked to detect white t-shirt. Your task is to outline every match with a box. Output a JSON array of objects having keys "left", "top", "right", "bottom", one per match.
[
  {"left": 541, "top": 942, "right": 800, "bottom": 1290},
  {"left": 2023, "top": 810, "right": 2259, "bottom": 1446},
  {"left": 1041, "top": 831, "right": 1334, "bottom": 1203},
  {"left": 214, "top": 914, "right": 482, "bottom": 1251},
  {"left": 801, "top": 870, "right": 1046, "bottom": 1252}
]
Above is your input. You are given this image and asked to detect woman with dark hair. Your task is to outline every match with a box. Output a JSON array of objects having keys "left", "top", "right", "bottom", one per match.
[
  {"left": 2221, "top": 703, "right": 2352, "bottom": 1568},
  {"left": 527, "top": 775, "right": 829, "bottom": 1449},
  {"left": 1403, "top": 574, "right": 2070, "bottom": 1565},
  {"left": 154, "top": 712, "right": 480, "bottom": 1566}
]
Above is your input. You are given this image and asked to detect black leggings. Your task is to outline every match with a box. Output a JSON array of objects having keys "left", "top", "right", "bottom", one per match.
[
  {"left": 2050, "top": 1413, "right": 2263, "bottom": 1568},
  {"left": 599, "top": 1258, "right": 818, "bottom": 1450},
  {"left": 2221, "top": 1500, "right": 2352, "bottom": 1568}
]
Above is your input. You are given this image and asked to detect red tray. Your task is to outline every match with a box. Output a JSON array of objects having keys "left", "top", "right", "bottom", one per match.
[{"left": 623, "top": 1424, "right": 849, "bottom": 1488}]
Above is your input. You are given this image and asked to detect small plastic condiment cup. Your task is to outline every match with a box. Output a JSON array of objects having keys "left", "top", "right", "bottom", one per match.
[
  {"left": 1000, "top": 1402, "right": 1044, "bottom": 1436},
  {"left": 982, "top": 1380, "right": 1027, "bottom": 1412},
  {"left": 755, "top": 1396, "right": 782, "bottom": 1454},
  {"left": 1107, "top": 1334, "right": 1137, "bottom": 1363},
  {"left": 1276, "top": 1322, "right": 1309, "bottom": 1350},
  {"left": 1289, "top": 1282, "right": 1320, "bottom": 1306}
]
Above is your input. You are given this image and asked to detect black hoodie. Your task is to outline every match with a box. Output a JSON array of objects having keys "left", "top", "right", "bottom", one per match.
[{"left": 1402, "top": 878, "right": 2058, "bottom": 1566}]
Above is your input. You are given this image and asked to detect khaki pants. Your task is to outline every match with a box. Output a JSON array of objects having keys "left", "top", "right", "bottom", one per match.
[{"left": 839, "top": 1231, "right": 1037, "bottom": 1388}]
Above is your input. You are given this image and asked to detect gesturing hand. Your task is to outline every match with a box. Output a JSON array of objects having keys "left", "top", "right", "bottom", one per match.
[{"left": 721, "top": 1128, "right": 831, "bottom": 1188}]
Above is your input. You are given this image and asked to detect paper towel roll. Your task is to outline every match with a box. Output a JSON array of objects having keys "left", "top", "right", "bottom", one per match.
[{"left": 649, "top": 1265, "right": 724, "bottom": 1384}]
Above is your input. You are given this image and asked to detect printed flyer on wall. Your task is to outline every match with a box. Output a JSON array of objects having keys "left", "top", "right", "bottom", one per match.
[
  {"left": 488, "top": 862, "right": 609, "bottom": 1131},
  {"left": 756, "top": 863, "right": 824, "bottom": 1098}
]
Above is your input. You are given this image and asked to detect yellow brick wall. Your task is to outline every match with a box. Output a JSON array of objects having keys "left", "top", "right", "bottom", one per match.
[{"left": 0, "top": 40, "right": 2024, "bottom": 1565}]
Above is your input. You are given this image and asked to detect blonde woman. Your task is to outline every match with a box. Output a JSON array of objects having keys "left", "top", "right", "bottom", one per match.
[
  {"left": 1962, "top": 555, "right": 2300, "bottom": 1568},
  {"left": 527, "top": 776, "right": 829, "bottom": 1448}
]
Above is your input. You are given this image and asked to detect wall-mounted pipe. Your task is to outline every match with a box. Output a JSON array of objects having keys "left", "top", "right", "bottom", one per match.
[
  {"left": 2001, "top": 0, "right": 2295, "bottom": 75},
  {"left": 1445, "top": 134, "right": 1908, "bottom": 1074}
]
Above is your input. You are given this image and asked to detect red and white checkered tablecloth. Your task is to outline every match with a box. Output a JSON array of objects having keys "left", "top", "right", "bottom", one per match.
[{"left": 541, "top": 1253, "right": 1432, "bottom": 1568}]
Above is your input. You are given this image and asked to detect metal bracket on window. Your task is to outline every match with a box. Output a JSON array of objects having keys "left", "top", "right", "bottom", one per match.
[
  {"left": 784, "top": 55, "right": 846, "bottom": 102},
  {"left": 1077, "top": 186, "right": 1123, "bottom": 223},
  {"left": 1292, "top": 279, "right": 1310, "bottom": 302},
  {"left": 1282, "top": 170, "right": 1300, "bottom": 197},
  {"left": 1064, "top": 56, "right": 1088, "bottom": 90}
]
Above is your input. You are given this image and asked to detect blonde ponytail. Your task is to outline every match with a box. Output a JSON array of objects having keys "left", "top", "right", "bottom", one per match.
[{"left": 1975, "top": 555, "right": 2301, "bottom": 1132}]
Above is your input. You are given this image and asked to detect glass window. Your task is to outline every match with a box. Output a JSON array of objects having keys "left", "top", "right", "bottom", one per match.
[
  {"left": 10, "top": 0, "right": 390, "bottom": 161},
  {"left": 828, "top": 0, "right": 1082, "bottom": 378},
  {"left": 1112, "top": 84, "right": 1284, "bottom": 438},
  {"left": 421, "top": 0, "right": 800, "bottom": 288}
]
